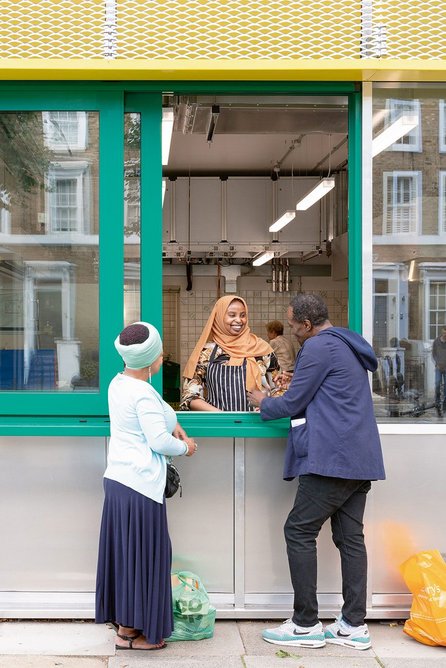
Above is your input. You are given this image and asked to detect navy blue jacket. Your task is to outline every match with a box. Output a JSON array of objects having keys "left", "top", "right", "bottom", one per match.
[{"left": 260, "top": 327, "right": 385, "bottom": 481}]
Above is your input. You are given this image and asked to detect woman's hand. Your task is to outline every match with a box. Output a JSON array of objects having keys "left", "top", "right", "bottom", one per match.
[
  {"left": 173, "top": 422, "right": 188, "bottom": 440},
  {"left": 184, "top": 437, "right": 198, "bottom": 457},
  {"left": 189, "top": 398, "right": 222, "bottom": 411},
  {"left": 247, "top": 388, "right": 269, "bottom": 408},
  {"left": 275, "top": 370, "right": 293, "bottom": 390}
]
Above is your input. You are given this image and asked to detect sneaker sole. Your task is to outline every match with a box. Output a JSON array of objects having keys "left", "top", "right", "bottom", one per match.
[
  {"left": 325, "top": 637, "right": 371, "bottom": 650},
  {"left": 263, "top": 637, "right": 326, "bottom": 648}
]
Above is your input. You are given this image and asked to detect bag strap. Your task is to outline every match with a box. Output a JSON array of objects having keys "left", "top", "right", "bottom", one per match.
[{"left": 176, "top": 570, "right": 203, "bottom": 589}]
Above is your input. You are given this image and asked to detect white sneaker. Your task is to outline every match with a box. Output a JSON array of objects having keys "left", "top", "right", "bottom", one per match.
[
  {"left": 324, "top": 617, "right": 371, "bottom": 650},
  {"left": 262, "top": 619, "right": 325, "bottom": 647}
]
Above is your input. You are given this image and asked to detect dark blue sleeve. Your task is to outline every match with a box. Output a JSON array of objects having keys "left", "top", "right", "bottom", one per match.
[{"left": 260, "top": 341, "right": 330, "bottom": 421}]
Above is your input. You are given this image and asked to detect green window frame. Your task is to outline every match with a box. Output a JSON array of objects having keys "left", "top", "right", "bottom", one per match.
[
  {"left": 0, "top": 82, "right": 361, "bottom": 436},
  {"left": 129, "top": 83, "right": 362, "bottom": 438},
  {"left": 0, "top": 88, "right": 124, "bottom": 419}
]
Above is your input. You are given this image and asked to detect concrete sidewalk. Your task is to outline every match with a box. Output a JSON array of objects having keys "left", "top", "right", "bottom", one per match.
[{"left": 1, "top": 620, "right": 446, "bottom": 668}]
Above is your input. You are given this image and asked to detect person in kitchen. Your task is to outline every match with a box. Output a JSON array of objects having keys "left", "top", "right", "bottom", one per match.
[{"left": 180, "top": 295, "right": 278, "bottom": 411}]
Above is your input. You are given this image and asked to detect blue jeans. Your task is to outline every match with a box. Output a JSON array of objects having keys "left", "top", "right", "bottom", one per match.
[
  {"left": 435, "top": 368, "right": 446, "bottom": 405},
  {"left": 284, "top": 474, "right": 371, "bottom": 628}
]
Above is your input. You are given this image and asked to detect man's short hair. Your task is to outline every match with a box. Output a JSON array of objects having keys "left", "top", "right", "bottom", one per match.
[
  {"left": 266, "top": 320, "right": 284, "bottom": 335},
  {"left": 289, "top": 293, "right": 329, "bottom": 326}
]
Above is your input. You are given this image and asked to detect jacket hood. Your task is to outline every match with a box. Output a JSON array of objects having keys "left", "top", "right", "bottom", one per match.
[{"left": 318, "top": 327, "right": 378, "bottom": 372}]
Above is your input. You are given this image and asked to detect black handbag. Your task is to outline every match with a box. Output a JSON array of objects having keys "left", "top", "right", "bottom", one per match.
[{"left": 165, "top": 459, "right": 182, "bottom": 498}]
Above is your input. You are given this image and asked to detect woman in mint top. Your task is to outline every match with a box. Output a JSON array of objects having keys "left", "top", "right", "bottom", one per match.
[{"left": 95, "top": 322, "right": 197, "bottom": 650}]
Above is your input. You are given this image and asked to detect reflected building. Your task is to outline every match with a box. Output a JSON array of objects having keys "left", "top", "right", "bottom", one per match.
[
  {"left": 0, "top": 111, "right": 99, "bottom": 391},
  {"left": 372, "top": 91, "right": 446, "bottom": 417}
]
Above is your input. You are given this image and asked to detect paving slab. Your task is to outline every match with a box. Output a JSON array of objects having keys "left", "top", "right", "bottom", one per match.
[
  {"left": 244, "top": 657, "right": 380, "bottom": 667},
  {"left": 370, "top": 622, "right": 446, "bottom": 661},
  {"left": 0, "top": 658, "right": 107, "bottom": 668},
  {"left": 382, "top": 660, "right": 446, "bottom": 668},
  {"left": 109, "top": 656, "right": 245, "bottom": 668},
  {"left": 0, "top": 622, "right": 115, "bottom": 656},
  {"left": 108, "top": 621, "right": 244, "bottom": 666},
  {"left": 237, "top": 621, "right": 378, "bottom": 658}
]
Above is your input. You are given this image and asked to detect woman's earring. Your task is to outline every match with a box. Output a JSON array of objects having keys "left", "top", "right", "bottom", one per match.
[{"left": 149, "top": 367, "right": 152, "bottom": 384}]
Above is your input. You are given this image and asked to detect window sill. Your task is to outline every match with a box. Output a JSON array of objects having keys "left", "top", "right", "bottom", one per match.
[{"left": 0, "top": 413, "right": 290, "bottom": 438}]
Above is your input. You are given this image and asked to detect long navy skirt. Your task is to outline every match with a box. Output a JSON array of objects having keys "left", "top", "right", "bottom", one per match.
[{"left": 95, "top": 478, "right": 174, "bottom": 644}]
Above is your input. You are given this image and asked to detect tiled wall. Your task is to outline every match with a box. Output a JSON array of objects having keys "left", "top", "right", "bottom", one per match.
[
  {"left": 163, "top": 281, "right": 348, "bottom": 373},
  {"left": 163, "top": 288, "right": 180, "bottom": 363}
]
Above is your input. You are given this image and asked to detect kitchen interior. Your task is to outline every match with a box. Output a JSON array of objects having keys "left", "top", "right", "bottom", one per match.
[
  {"left": 159, "top": 94, "right": 350, "bottom": 404},
  {"left": 125, "top": 95, "right": 348, "bottom": 408}
]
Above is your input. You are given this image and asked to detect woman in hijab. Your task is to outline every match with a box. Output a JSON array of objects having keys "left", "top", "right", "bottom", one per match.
[
  {"left": 95, "top": 321, "right": 197, "bottom": 650},
  {"left": 181, "top": 296, "right": 278, "bottom": 411}
]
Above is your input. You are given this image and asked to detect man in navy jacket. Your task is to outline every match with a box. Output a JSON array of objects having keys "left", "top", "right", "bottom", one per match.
[{"left": 248, "top": 293, "right": 385, "bottom": 651}]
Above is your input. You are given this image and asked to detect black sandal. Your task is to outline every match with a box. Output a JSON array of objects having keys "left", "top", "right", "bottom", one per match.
[
  {"left": 115, "top": 634, "right": 167, "bottom": 651},
  {"left": 117, "top": 631, "right": 140, "bottom": 641}
]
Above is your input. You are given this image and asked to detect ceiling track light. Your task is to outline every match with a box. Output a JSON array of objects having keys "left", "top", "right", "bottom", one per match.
[
  {"left": 162, "top": 107, "right": 174, "bottom": 165},
  {"left": 269, "top": 210, "right": 295, "bottom": 233},
  {"left": 372, "top": 114, "right": 418, "bottom": 158},
  {"left": 302, "top": 248, "right": 323, "bottom": 262},
  {"left": 206, "top": 104, "right": 220, "bottom": 143},
  {"left": 252, "top": 250, "right": 275, "bottom": 266},
  {"left": 295, "top": 177, "right": 335, "bottom": 211}
]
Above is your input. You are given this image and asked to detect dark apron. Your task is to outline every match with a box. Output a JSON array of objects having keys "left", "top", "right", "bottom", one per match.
[{"left": 206, "top": 345, "right": 250, "bottom": 411}]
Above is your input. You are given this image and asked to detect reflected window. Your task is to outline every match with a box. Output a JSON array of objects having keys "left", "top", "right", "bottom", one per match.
[
  {"left": 383, "top": 171, "right": 421, "bottom": 235},
  {"left": 439, "top": 101, "right": 446, "bottom": 152},
  {"left": 429, "top": 280, "right": 446, "bottom": 340},
  {"left": 42, "top": 111, "right": 87, "bottom": 151},
  {"left": 0, "top": 188, "right": 11, "bottom": 233},
  {"left": 386, "top": 99, "right": 422, "bottom": 152},
  {"left": 47, "top": 162, "right": 90, "bottom": 233}
]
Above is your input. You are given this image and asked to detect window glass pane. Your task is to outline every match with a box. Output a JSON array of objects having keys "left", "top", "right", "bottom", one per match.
[
  {"left": 162, "top": 94, "right": 349, "bottom": 411},
  {"left": 373, "top": 86, "right": 446, "bottom": 421},
  {"left": 124, "top": 112, "right": 141, "bottom": 325},
  {"left": 0, "top": 111, "right": 98, "bottom": 391}
]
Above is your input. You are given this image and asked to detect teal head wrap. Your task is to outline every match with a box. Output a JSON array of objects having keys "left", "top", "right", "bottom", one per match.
[{"left": 114, "top": 321, "right": 162, "bottom": 369}]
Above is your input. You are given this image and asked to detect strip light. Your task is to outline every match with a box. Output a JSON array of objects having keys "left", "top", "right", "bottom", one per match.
[
  {"left": 295, "top": 178, "right": 335, "bottom": 211},
  {"left": 372, "top": 114, "right": 418, "bottom": 158},
  {"left": 253, "top": 250, "right": 275, "bottom": 266},
  {"left": 269, "top": 210, "right": 295, "bottom": 233},
  {"left": 162, "top": 108, "right": 174, "bottom": 165}
]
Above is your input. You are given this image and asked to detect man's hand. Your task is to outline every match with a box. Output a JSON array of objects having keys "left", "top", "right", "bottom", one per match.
[{"left": 247, "top": 388, "right": 269, "bottom": 408}]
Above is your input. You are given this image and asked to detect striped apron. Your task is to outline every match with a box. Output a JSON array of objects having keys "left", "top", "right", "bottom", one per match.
[{"left": 206, "top": 345, "right": 251, "bottom": 411}]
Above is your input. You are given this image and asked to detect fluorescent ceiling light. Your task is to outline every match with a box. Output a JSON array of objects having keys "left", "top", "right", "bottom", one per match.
[
  {"left": 253, "top": 250, "right": 275, "bottom": 266},
  {"left": 162, "top": 108, "right": 174, "bottom": 165},
  {"left": 372, "top": 114, "right": 418, "bottom": 158},
  {"left": 162, "top": 179, "right": 166, "bottom": 205},
  {"left": 295, "top": 178, "right": 335, "bottom": 211},
  {"left": 269, "top": 210, "right": 295, "bottom": 233}
]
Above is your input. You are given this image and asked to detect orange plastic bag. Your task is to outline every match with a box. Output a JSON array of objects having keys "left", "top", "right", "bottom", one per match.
[{"left": 400, "top": 550, "right": 446, "bottom": 646}]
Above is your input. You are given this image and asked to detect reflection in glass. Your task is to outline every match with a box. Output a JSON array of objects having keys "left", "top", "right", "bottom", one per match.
[
  {"left": 0, "top": 111, "right": 99, "bottom": 391},
  {"left": 372, "top": 86, "right": 446, "bottom": 421},
  {"left": 124, "top": 112, "right": 141, "bottom": 326}
]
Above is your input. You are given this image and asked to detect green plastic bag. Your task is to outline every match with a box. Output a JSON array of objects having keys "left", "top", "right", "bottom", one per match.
[{"left": 167, "top": 570, "right": 216, "bottom": 641}]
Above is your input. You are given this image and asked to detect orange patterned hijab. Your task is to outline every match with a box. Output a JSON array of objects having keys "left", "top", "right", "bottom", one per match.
[{"left": 183, "top": 295, "right": 273, "bottom": 391}]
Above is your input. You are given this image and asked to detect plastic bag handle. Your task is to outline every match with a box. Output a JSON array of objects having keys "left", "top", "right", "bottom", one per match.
[{"left": 175, "top": 570, "right": 204, "bottom": 591}]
